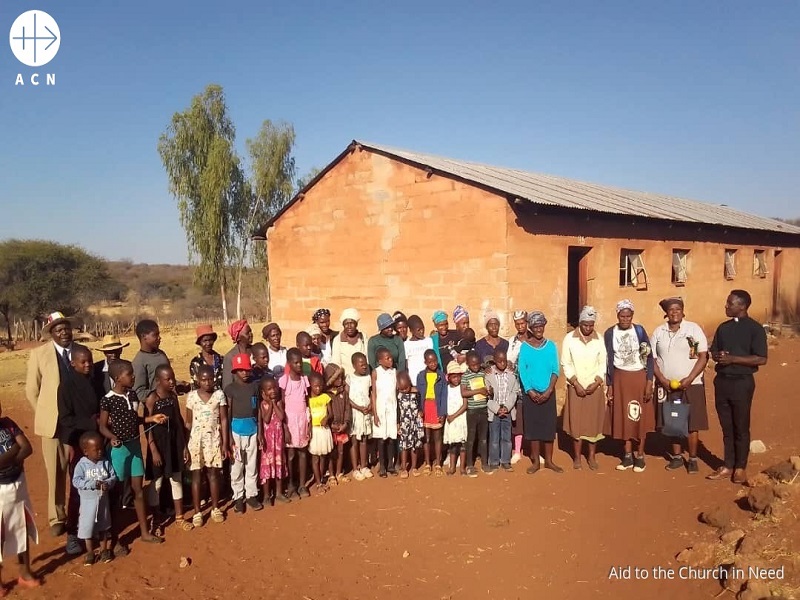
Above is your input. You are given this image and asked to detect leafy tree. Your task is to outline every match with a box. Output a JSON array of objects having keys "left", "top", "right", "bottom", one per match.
[
  {"left": 0, "top": 239, "right": 113, "bottom": 340},
  {"left": 157, "top": 84, "right": 246, "bottom": 322},
  {"left": 228, "top": 120, "right": 296, "bottom": 320},
  {"left": 296, "top": 166, "right": 321, "bottom": 191}
]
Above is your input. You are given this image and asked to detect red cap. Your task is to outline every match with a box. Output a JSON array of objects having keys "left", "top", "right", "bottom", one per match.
[{"left": 232, "top": 353, "right": 252, "bottom": 372}]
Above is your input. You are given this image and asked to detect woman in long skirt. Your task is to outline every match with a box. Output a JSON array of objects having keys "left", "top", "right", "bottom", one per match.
[
  {"left": 561, "top": 306, "right": 607, "bottom": 470},
  {"left": 507, "top": 310, "right": 533, "bottom": 464},
  {"left": 517, "top": 312, "right": 561, "bottom": 474},
  {"left": 603, "top": 300, "right": 655, "bottom": 473}
]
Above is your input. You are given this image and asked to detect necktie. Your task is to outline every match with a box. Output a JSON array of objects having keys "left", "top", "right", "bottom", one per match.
[{"left": 61, "top": 347, "right": 70, "bottom": 366}]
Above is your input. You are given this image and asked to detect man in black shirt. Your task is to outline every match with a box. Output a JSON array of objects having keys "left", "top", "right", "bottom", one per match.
[{"left": 707, "top": 290, "right": 768, "bottom": 485}]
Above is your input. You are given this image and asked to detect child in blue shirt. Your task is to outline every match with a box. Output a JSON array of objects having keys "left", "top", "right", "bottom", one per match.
[{"left": 72, "top": 431, "right": 117, "bottom": 566}]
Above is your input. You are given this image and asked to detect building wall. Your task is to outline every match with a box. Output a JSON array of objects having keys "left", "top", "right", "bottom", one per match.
[
  {"left": 266, "top": 146, "right": 513, "bottom": 338},
  {"left": 267, "top": 147, "right": 800, "bottom": 345}
]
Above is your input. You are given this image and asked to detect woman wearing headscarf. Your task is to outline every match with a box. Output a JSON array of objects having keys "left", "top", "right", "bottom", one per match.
[
  {"left": 262, "top": 323, "right": 287, "bottom": 378},
  {"left": 392, "top": 312, "right": 409, "bottom": 342},
  {"left": 517, "top": 311, "right": 561, "bottom": 474},
  {"left": 222, "top": 320, "right": 253, "bottom": 389},
  {"left": 430, "top": 310, "right": 461, "bottom": 370},
  {"left": 507, "top": 310, "right": 532, "bottom": 464},
  {"left": 561, "top": 306, "right": 607, "bottom": 470},
  {"left": 331, "top": 308, "right": 366, "bottom": 377},
  {"left": 312, "top": 309, "right": 338, "bottom": 366},
  {"left": 474, "top": 309, "right": 509, "bottom": 366},
  {"left": 603, "top": 300, "right": 655, "bottom": 473}
]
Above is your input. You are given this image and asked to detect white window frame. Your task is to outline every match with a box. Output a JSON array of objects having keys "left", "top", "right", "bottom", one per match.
[
  {"left": 724, "top": 249, "right": 737, "bottom": 280},
  {"left": 620, "top": 250, "right": 648, "bottom": 290},
  {"left": 672, "top": 249, "right": 688, "bottom": 285}
]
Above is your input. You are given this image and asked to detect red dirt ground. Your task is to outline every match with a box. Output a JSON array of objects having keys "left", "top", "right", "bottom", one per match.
[{"left": 2, "top": 339, "right": 799, "bottom": 600}]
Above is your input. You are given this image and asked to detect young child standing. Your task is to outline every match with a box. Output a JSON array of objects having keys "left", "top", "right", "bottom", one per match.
[
  {"left": 296, "top": 332, "right": 323, "bottom": 376},
  {"left": 224, "top": 354, "right": 263, "bottom": 514},
  {"left": 258, "top": 377, "right": 288, "bottom": 505},
  {"left": 416, "top": 349, "right": 447, "bottom": 476},
  {"left": 99, "top": 360, "right": 166, "bottom": 549},
  {"left": 371, "top": 348, "right": 398, "bottom": 478},
  {"left": 250, "top": 343, "right": 271, "bottom": 382},
  {"left": 486, "top": 349, "right": 519, "bottom": 472},
  {"left": 0, "top": 402, "right": 40, "bottom": 591},
  {"left": 185, "top": 364, "right": 228, "bottom": 526},
  {"left": 396, "top": 371, "right": 423, "bottom": 478},
  {"left": 325, "top": 364, "right": 352, "bottom": 484},
  {"left": 307, "top": 373, "right": 333, "bottom": 494},
  {"left": 72, "top": 432, "right": 116, "bottom": 565},
  {"left": 347, "top": 353, "right": 373, "bottom": 481},
  {"left": 279, "top": 348, "right": 311, "bottom": 499},
  {"left": 145, "top": 365, "right": 190, "bottom": 532},
  {"left": 443, "top": 362, "right": 469, "bottom": 477},
  {"left": 461, "top": 350, "right": 490, "bottom": 477}
]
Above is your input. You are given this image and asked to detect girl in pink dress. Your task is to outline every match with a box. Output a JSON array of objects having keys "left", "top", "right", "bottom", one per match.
[
  {"left": 258, "top": 378, "right": 288, "bottom": 505},
  {"left": 278, "top": 349, "right": 311, "bottom": 499}
]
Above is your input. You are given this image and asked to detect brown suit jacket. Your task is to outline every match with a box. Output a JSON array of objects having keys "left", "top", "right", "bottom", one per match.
[{"left": 26, "top": 342, "right": 66, "bottom": 438}]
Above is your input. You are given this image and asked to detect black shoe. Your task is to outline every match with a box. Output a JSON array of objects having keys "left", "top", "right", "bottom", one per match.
[
  {"left": 500, "top": 464, "right": 514, "bottom": 472},
  {"left": 387, "top": 469, "right": 399, "bottom": 477},
  {"left": 686, "top": 458, "right": 699, "bottom": 474},
  {"left": 615, "top": 454, "right": 634, "bottom": 471},
  {"left": 49, "top": 523, "right": 66, "bottom": 537},
  {"left": 633, "top": 456, "right": 646, "bottom": 473},
  {"left": 379, "top": 470, "right": 388, "bottom": 478},
  {"left": 99, "top": 549, "right": 113, "bottom": 564},
  {"left": 246, "top": 497, "right": 263, "bottom": 511},
  {"left": 665, "top": 455, "right": 684, "bottom": 471},
  {"left": 298, "top": 486, "right": 310, "bottom": 498},
  {"left": 83, "top": 553, "right": 95, "bottom": 566},
  {"left": 233, "top": 498, "right": 245, "bottom": 513}
]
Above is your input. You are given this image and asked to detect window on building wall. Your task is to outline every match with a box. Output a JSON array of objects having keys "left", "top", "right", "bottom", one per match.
[
  {"left": 724, "top": 249, "right": 737, "bottom": 280},
  {"left": 619, "top": 249, "right": 648, "bottom": 290},
  {"left": 753, "top": 250, "right": 768, "bottom": 278},
  {"left": 672, "top": 249, "right": 689, "bottom": 286}
]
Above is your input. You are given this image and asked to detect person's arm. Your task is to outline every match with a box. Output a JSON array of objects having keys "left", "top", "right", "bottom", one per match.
[
  {"left": 603, "top": 328, "right": 615, "bottom": 400},
  {"left": 72, "top": 460, "right": 94, "bottom": 490},
  {"left": 343, "top": 392, "right": 353, "bottom": 428},
  {"left": 273, "top": 397, "right": 285, "bottom": 422},
  {"left": 25, "top": 349, "right": 42, "bottom": 412},
  {"left": 103, "top": 461, "right": 118, "bottom": 489},
  {"left": 322, "top": 400, "right": 333, "bottom": 428},
  {"left": 397, "top": 341, "right": 407, "bottom": 373},
  {"left": 370, "top": 370, "right": 379, "bottom": 426},
  {"left": 144, "top": 392, "right": 162, "bottom": 466},
  {"left": 486, "top": 375, "right": 500, "bottom": 415},
  {"left": 539, "top": 343, "right": 559, "bottom": 403},
  {"left": 0, "top": 441, "right": 20, "bottom": 469},
  {"left": 132, "top": 356, "right": 149, "bottom": 401},
  {"left": 367, "top": 338, "right": 377, "bottom": 370},
  {"left": 258, "top": 400, "right": 269, "bottom": 450},
  {"left": 98, "top": 408, "right": 120, "bottom": 446},
  {"left": 717, "top": 326, "right": 768, "bottom": 367},
  {"left": 448, "top": 394, "right": 468, "bottom": 422},
  {"left": 219, "top": 400, "right": 229, "bottom": 460},
  {"left": 57, "top": 380, "right": 77, "bottom": 446}
]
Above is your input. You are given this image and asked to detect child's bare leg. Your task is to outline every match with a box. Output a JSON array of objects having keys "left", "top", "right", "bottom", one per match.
[
  {"left": 336, "top": 444, "right": 345, "bottom": 477},
  {"left": 311, "top": 455, "right": 321, "bottom": 486},
  {"left": 400, "top": 449, "right": 409, "bottom": 472},
  {"left": 16, "top": 549, "right": 37, "bottom": 581},
  {"left": 411, "top": 448, "right": 418, "bottom": 471},
  {"left": 320, "top": 455, "right": 328, "bottom": 484},
  {"left": 434, "top": 430, "right": 443, "bottom": 467},
  {"left": 572, "top": 439, "right": 582, "bottom": 468},
  {"left": 208, "top": 468, "right": 221, "bottom": 510},
  {"left": 275, "top": 476, "right": 285, "bottom": 497},
  {"left": 100, "top": 530, "right": 111, "bottom": 553},
  {"left": 132, "top": 476, "right": 161, "bottom": 542},
  {"left": 349, "top": 437, "right": 360, "bottom": 471},
  {"left": 298, "top": 448, "right": 309, "bottom": 489},
  {"left": 84, "top": 536, "right": 96, "bottom": 563},
  {"left": 286, "top": 449, "right": 296, "bottom": 491},
  {"left": 191, "top": 470, "right": 203, "bottom": 514},
  {"left": 423, "top": 431, "right": 432, "bottom": 467},
  {"left": 358, "top": 438, "right": 368, "bottom": 470}
]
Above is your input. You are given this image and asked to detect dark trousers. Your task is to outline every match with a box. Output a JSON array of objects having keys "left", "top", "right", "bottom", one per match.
[
  {"left": 378, "top": 439, "right": 396, "bottom": 474},
  {"left": 714, "top": 374, "right": 755, "bottom": 469},
  {"left": 66, "top": 445, "right": 80, "bottom": 536},
  {"left": 466, "top": 409, "right": 489, "bottom": 468}
]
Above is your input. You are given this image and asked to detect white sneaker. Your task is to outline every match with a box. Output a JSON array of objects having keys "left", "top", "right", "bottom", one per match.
[
  {"left": 510, "top": 452, "right": 521, "bottom": 465},
  {"left": 443, "top": 456, "right": 451, "bottom": 468},
  {"left": 361, "top": 467, "right": 374, "bottom": 479},
  {"left": 353, "top": 469, "right": 365, "bottom": 482}
]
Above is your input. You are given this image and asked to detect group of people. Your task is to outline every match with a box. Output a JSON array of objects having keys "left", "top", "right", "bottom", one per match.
[{"left": 2, "top": 288, "right": 768, "bottom": 590}]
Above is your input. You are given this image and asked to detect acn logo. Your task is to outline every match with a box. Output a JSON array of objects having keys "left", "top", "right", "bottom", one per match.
[{"left": 9, "top": 10, "right": 60, "bottom": 67}]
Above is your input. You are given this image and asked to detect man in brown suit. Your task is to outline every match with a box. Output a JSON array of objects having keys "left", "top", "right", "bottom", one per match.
[{"left": 25, "top": 311, "right": 74, "bottom": 537}]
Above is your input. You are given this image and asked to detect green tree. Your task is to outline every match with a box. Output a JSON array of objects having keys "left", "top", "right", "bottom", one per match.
[
  {"left": 229, "top": 120, "right": 296, "bottom": 320},
  {"left": 157, "top": 84, "right": 246, "bottom": 322},
  {"left": 296, "top": 166, "right": 321, "bottom": 191},
  {"left": 0, "top": 239, "right": 113, "bottom": 341}
]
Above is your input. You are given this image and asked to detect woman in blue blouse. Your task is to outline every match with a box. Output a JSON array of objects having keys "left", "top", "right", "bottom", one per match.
[{"left": 517, "top": 311, "right": 561, "bottom": 474}]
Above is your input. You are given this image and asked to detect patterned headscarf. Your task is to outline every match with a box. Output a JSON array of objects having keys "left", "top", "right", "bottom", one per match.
[
  {"left": 308, "top": 324, "right": 322, "bottom": 337},
  {"left": 579, "top": 306, "right": 597, "bottom": 323},
  {"left": 340, "top": 308, "right": 360, "bottom": 325},
  {"left": 512, "top": 310, "right": 528, "bottom": 321},
  {"left": 312, "top": 308, "right": 331, "bottom": 323},
  {"left": 527, "top": 311, "right": 547, "bottom": 328},
  {"left": 453, "top": 305, "right": 469, "bottom": 324},
  {"left": 483, "top": 308, "right": 500, "bottom": 325},
  {"left": 228, "top": 319, "right": 248, "bottom": 343},
  {"left": 616, "top": 299, "right": 635, "bottom": 314},
  {"left": 432, "top": 310, "right": 448, "bottom": 324},
  {"left": 659, "top": 297, "right": 684, "bottom": 313},
  {"left": 262, "top": 322, "right": 280, "bottom": 339}
]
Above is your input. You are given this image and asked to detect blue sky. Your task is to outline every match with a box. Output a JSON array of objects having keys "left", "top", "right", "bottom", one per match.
[{"left": 2, "top": 1, "right": 798, "bottom": 264}]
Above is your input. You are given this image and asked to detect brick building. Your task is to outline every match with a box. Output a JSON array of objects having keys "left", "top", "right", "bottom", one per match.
[{"left": 255, "top": 141, "right": 800, "bottom": 338}]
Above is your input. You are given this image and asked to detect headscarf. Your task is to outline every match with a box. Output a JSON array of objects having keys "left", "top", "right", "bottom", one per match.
[
  {"left": 616, "top": 299, "right": 635, "bottom": 314},
  {"left": 228, "top": 319, "right": 248, "bottom": 343},
  {"left": 262, "top": 322, "right": 280, "bottom": 339},
  {"left": 579, "top": 306, "right": 597, "bottom": 323},
  {"left": 392, "top": 311, "right": 408, "bottom": 324},
  {"left": 483, "top": 308, "right": 500, "bottom": 325},
  {"left": 453, "top": 305, "right": 469, "bottom": 324},
  {"left": 324, "top": 363, "right": 344, "bottom": 389},
  {"left": 308, "top": 324, "right": 322, "bottom": 337},
  {"left": 659, "top": 297, "right": 684, "bottom": 313},
  {"left": 312, "top": 308, "right": 330, "bottom": 323},
  {"left": 527, "top": 311, "right": 547, "bottom": 328},
  {"left": 512, "top": 310, "right": 528, "bottom": 321},
  {"left": 340, "top": 308, "right": 360, "bottom": 325},
  {"left": 432, "top": 310, "right": 448, "bottom": 324}
]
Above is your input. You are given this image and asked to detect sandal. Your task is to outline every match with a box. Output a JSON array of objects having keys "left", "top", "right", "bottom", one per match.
[
  {"left": 315, "top": 484, "right": 328, "bottom": 495},
  {"left": 99, "top": 549, "right": 113, "bottom": 563},
  {"left": 16, "top": 577, "right": 41, "bottom": 589},
  {"left": 83, "top": 553, "right": 95, "bottom": 567},
  {"left": 399, "top": 469, "right": 409, "bottom": 479},
  {"left": 411, "top": 468, "right": 421, "bottom": 477},
  {"left": 421, "top": 464, "right": 432, "bottom": 475},
  {"left": 433, "top": 465, "right": 444, "bottom": 477},
  {"left": 176, "top": 517, "right": 194, "bottom": 532},
  {"left": 328, "top": 476, "right": 339, "bottom": 487},
  {"left": 338, "top": 474, "right": 350, "bottom": 483},
  {"left": 210, "top": 508, "right": 225, "bottom": 523},
  {"left": 192, "top": 512, "right": 204, "bottom": 527}
]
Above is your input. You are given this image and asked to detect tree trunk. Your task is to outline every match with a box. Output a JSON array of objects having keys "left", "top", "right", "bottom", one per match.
[
  {"left": 220, "top": 281, "right": 229, "bottom": 323},
  {"left": 236, "top": 268, "right": 243, "bottom": 321},
  {"left": 264, "top": 250, "right": 272, "bottom": 323}
]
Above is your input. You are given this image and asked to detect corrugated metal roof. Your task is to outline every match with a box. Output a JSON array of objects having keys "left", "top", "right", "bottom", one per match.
[{"left": 358, "top": 141, "right": 800, "bottom": 235}]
